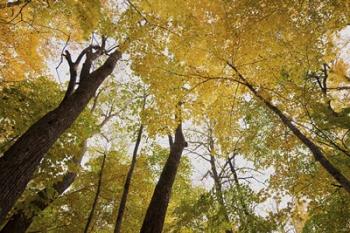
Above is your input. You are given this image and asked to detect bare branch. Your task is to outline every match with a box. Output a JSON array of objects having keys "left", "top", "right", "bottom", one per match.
[
  {"left": 55, "top": 35, "right": 71, "bottom": 85},
  {"left": 62, "top": 51, "right": 78, "bottom": 99}
]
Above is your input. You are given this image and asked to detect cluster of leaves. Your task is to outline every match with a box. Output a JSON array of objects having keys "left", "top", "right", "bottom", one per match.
[{"left": 0, "top": 0, "right": 116, "bottom": 81}]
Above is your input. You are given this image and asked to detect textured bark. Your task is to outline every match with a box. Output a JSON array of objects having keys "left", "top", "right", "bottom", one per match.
[
  {"left": 0, "top": 48, "right": 122, "bottom": 222},
  {"left": 227, "top": 62, "right": 350, "bottom": 194},
  {"left": 140, "top": 124, "right": 187, "bottom": 233},
  {"left": 83, "top": 152, "right": 107, "bottom": 233},
  {"left": 0, "top": 92, "right": 115, "bottom": 232},
  {"left": 0, "top": 141, "right": 87, "bottom": 233},
  {"left": 114, "top": 125, "right": 143, "bottom": 233}
]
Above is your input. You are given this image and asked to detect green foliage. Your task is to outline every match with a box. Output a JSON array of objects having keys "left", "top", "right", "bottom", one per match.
[
  {"left": 303, "top": 191, "right": 350, "bottom": 233},
  {"left": 0, "top": 77, "right": 96, "bottom": 207}
]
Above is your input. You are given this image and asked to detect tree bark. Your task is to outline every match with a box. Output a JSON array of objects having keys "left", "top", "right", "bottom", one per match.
[
  {"left": 113, "top": 125, "right": 143, "bottom": 233},
  {"left": 140, "top": 124, "right": 187, "bottom": 233},
  {"left": 83, "top": 151, "right": 107, "bottom": 233},
  {"left": 0, "top": 141, "right": 87, "bottom": 233},
  {"left": 227, "top": 62, "right": 350, "bottom": 194},
  {"left": 0, "top": 92, "right": 116, "bottom": 232},
  {"left": 0, "top": 48, "right": 122, "bottom": 222}
]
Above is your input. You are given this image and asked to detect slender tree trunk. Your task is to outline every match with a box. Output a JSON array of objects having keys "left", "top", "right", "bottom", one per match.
[
  {"left": 209, "top": 154, "right": 227, "bottom": 214},
  {"left": 0, "top": 140, "right": 87, "bottom": 233},
  {"left": 227, "top": 62, "right": 350, "bottom": 194},
  {"left": 114, "top": 125, "right": 143, "bottom": 233},
  {"left": 0, "top": 48, "right": 121, "bottom": 222},
  {"left": 227, "top": 156, "right": 250, "bottom": 217},
  {"left": 140, "top": 124, "right": 187, "bottom": 233},
  {"left": 208, "top": 136, "right": 232, "bottom": 232},
  {"left": 209, "top": 155, "right": 233, "bottom": 233},
  {"left": 83, "top": 152, "right": 107, "bottom": 233}
]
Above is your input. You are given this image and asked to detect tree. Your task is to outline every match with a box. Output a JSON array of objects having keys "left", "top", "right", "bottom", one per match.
[
  {"left": 0, "top": 0, "right": 113, "bottom": 81},
  {"left": 113, "top": 124, "right": 143, "bottom": 233},
  {"left": 140, "top": 123, "right": 187, "bottom": 233},
  {"left": 83, "top": 150, "right": 107, "bottom": 233},
  {"left": 0, "top": 39, "right": 122, "bottom": 221},
  {"left": 0, "top": 77, "right": 125, "bottom": 233},
  {"left": 226, "top": 63, "right": 350, "bottom": 192},
  {"left": 2, "top": 1, "right": 350, "bottom": 231},
  {"left": 187, "top": 122, "right": 233, "bottom": 232},
  {"left": 25, "top": 148, "right": 153, "bottom": 233},
  {"left": 184, "top": 116, "right": 279, "bottom": 232},
  {"left": 130, "top": 0, "right": 350, "bottom": 193},
  {"left": 0, "top": 77, "right": 95, "bottom": 227}
]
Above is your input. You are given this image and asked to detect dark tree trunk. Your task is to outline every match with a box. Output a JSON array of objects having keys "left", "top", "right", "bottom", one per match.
[
  {"left": 114, "top": 125, "right": 143, "bottom": 233},
  {"left": 140, "top": 124, "right": 187, "bottom": 233},
  {"left": 0, "top": 92, "right": 115, "bottom": 232},
  {"left": 0, "top": 141, "right": 87, "bottom": 233},
  {"left": 0, "top": 47, "right": 122, "bottom": 222},
  {"left": 83, "top": 152, "right": 107, "bottom": 233},
  {"left": 0, "top": 174, "right": 77, "bottom": 233},
  {"left": 227, "top": 62, "right": 350, "bottom": 194}
]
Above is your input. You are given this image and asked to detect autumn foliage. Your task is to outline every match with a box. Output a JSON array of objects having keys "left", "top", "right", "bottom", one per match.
[{"left": 1, "top": 0, "right": 350, "bottom": 232}]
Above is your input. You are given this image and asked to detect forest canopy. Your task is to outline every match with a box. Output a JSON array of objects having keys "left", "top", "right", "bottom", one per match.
[{"left": 1, "top": 0, "right": 350, "bottom": 232}]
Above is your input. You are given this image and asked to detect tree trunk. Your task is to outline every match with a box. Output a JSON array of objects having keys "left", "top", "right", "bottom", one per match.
[
  {"left": 227, "top": 156, "right": 250, "bottom": 218},
  {"left": 114, "top": 125, "right": 143, "bottom": 233},
  {"left": 139, "top": 124, "right": 187, "bottom": 233},
  {"left": 208, "top": 136, "right": 232, "bottom": 232},
  {"left": 83, "top": 151, "right": 107, "bottom": 233},
  {"left": 0, "top": 48, "right": 122, "bottom": 222},
  {"left": 0, "top": 141, "right": 87, "bottom": 233},
  {"left": 227, "top": 62, "right": 350, "bottom": 194},
  {"left": 0, "top": 92, "right": 116, "bottom": 232}
]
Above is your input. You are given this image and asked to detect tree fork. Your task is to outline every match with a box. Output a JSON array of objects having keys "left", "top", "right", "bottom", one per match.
[{"left": 0, "top": 42, "right": 122, "bottom": 222}]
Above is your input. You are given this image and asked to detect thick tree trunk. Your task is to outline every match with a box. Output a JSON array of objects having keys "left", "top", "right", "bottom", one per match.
[
  {"left": 114, "top": 125, "right": 143, "bottom": 233},
  {"left": 140, "top": 124, "right": 187, "bottom": 233},
  {"left": 0, "top": 49, "right": 122, "bottom": 222},
  {"left": 83, "top": 152, "right": 107, "bottom": 233},
  {"left": 0, "top": 93, "right": 115, "bottom": 232},
  {"left": 0, "top": 141, "right": 87, "bottom": 233},
  {"left": 227, "top": 62, "right": 350, "bottom": 194}
]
